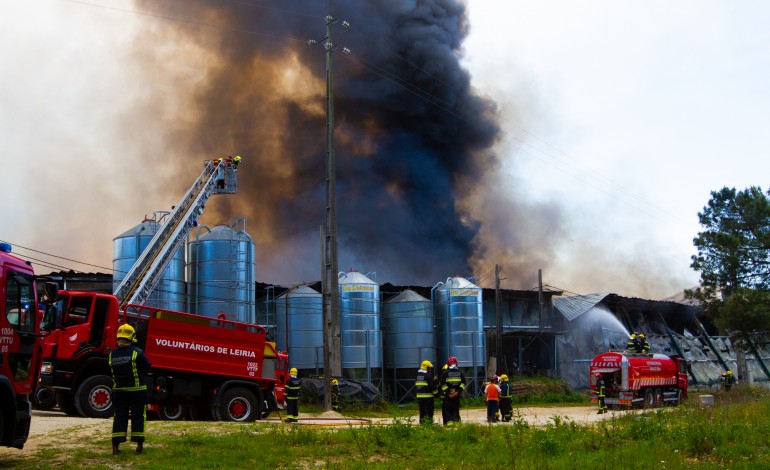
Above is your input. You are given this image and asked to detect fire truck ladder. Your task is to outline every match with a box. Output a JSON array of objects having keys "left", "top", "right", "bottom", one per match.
[{"left": 114, "top": 159, "right": 238, "bottom": 311}]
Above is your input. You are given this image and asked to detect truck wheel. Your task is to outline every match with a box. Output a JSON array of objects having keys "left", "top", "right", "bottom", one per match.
[
  {"left": 57, "top": 390, "right": 81, "bottom": 417},
  {"left": 75, "top": 375, "right": 114, "bottom": 418},
  {"left": 216, "top": 387, "right": 258, "bottom": 422},
  {"left": 643, "top": 389, "right": 655, "bottom": 409},
  {"left": 676, "top": 389, "right": 684, "bottom": 406},
  {"left": 32, "top": 387, "right": 57, "bottom": 411},
  {"left": 158, "top": 403, "right": 186, "bottom": 421}
]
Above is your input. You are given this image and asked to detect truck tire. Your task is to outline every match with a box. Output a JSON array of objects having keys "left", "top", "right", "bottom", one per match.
[
  {"left": 676, "top": 389, "right": 684, "bottom": 406},
  {"left": 75, "top": 375, "right": 114, "bottom": 418},
  {"left": 643, "top": 388, "right": 655, "bottom": 409},
  {"left": 158, "top": 403, "right": 186, "bottom": 421},
  {"left": 57, "top": 390, "right": 81, "bottom": 417},
  {"left": 32, "top": 387, "right": 57, "bottom": 411},
  {"left": 215, "top": 387, "right": 259, "bottom": 422}
]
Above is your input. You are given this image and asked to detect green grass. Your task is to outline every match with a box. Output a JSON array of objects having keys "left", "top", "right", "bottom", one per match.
[{"left": 3, "top": 386, "right": 769, "bottom": 469}]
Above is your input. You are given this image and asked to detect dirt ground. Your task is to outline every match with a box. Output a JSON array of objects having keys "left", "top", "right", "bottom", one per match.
[{"left": 0, "top": 404, "right": 646, "bottom": 458}]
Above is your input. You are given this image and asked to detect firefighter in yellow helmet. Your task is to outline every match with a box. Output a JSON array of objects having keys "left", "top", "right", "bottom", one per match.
[
  {"left": 232, "top": 155, "right": 241, "bottom": 171},
  {"left": 499, "top": 374, "right": 513, "bottom": 421},
  {"left": 331, "top": 379, "right": 341, "bottom": 412},
  {"left": 285, "top": 367, "right": 301, "bottom": 422},
  {"left": 416, "top": 360, "right": 436, "bottom": 424},
  {"left": 720, "top": 370, "right": 736, "bottom": 391},
  {"left": 109, "top": 323, "right": 151, "bottom": 455}
]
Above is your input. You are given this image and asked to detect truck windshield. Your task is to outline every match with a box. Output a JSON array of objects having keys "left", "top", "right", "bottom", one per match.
[{"left": 5, "top": 270, "right": 36, "bottom": 334}]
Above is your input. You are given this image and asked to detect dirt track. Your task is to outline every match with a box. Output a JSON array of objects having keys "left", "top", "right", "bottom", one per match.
[{"left": 0, "top": 404, "right": 648, "bottom": 457}]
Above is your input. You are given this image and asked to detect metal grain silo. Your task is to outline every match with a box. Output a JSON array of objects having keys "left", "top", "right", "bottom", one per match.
[
  {"left": 187, "top": 219, "right": 255, "bottom": 323},
  {"left": 382, "top": 289, "right": 434, "bottom": 402},
  {"left": 113, "top": 212, "right": 185, "bottom": 311},
  {"left": 338, "top": 269, "right": 383, "bottom": 385},
  {"left": 433, "top": 276, "right": 485, "bottom": 395},
  {"left": 274, "top": 285, "right": 323, "bottom": 373}
]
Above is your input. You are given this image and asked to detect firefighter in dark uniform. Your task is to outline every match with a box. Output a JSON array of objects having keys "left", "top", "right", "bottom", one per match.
[
  {"left": 439, "top": 355, "right": 466, "bottom": 426},
  {"left": 285, "top": 368, "right": 301, "bottom": 422},
  {"left": 499, "top": 374, "right": 513, "bottom": 422},
  {"left": 720, "top": 370, "right": 736, "bottom": 391},
  {"left": 110, "top": 324, "right": 151, "bottom": 455},
  {"left": 415, "top": 360, "right": 437, "bottom": 424},
  {"left": 331, "top": 379, "right": 341, "bottom": 412},
  {"left": 595, "top": 372, "right": 607, "bottom": 414}
]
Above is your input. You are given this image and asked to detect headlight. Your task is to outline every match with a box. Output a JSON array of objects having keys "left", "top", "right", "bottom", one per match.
[{"left": 40, "top": 362, "right": 54, "bottom": 374}]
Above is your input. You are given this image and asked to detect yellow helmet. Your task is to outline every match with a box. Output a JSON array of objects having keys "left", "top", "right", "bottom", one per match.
[
  {"left": 500, "top": 374, "right": 509, "bottom": 381},
  {"left": 639, "top": 333, "right": 646, "bottom": 338},
  {"left": 727, "top": 370, "right": 733, "bottom": 375},
  {"left": 442, "top": 364, "right": 448, "bottom": 370},
  {"left": 630, "top": 333, "right": 636, "bottom": 339},
  {"left": 234, "top": 156, "right": 241, "bottom": 162},
  {"left": 420, "top": 360, "right": 433, "bottom": 370},
  {"left": 290, "top": 368, "right": 298, "bottom": 376},
  {"left": 331, "top": 379, "right": 339, "bottom": 385},
  {"left": 116, "top": 324, "right": 135, "bottom": 341}
]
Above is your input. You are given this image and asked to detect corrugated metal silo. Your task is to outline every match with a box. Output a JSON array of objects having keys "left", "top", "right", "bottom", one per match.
[
  {"left": 338, "top": 269, "right": 383, "bottom": 385},
  {"left": 382, "top": 289, "right": 434, "bottom": 402},
  {"left": 187, "top": 219, "right": 255, "bottom": 323},
  {"left": 113, "top": 213, "right": 185, "bottom": 311},
  {"left": 433, "top": 276, "right": 485, "bottom": 395},
  {"left": 274, "top": 285, "right": 323, "bottom": 373}
]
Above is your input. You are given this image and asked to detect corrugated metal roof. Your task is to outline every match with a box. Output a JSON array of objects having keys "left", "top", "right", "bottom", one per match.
[{"left": 553, "top": 293, "right": 612, "bottom": 321}]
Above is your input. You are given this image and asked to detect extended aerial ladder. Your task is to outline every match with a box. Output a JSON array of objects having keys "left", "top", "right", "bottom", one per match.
[{"left": 113, "top": 158, "right": 239, "bottom": 311}]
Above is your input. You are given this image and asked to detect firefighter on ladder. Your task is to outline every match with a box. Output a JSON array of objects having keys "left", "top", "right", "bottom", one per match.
[
  {"left": 285, "top": 368, "right": 301, "bottom": 422},
  {"left": 595, "top": 372, "right": 607, "bottom": 414}
]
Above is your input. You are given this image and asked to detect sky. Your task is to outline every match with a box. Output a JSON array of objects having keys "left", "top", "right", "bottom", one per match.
[{"left": 1, "top": 0, "right": 768, "bottom": 299}]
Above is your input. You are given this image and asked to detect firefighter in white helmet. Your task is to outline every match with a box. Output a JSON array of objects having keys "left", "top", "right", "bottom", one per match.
[{"left": 110, "top": 323, "right": 151, "bottom": 455}]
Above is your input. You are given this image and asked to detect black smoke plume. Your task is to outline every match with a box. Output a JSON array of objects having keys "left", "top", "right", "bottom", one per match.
[{"left": 132, "top": 0, "right": 510, "bottom": 286}]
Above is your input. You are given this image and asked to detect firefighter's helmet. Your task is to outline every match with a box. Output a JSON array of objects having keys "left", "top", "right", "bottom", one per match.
[
  {"left": 442, "top": 364, "right": 448, "bottom": 370},
  {"left": 500, "top": 374, "right": 509, "bottom": 381},
  {"left": 331, "top": 379, "right": 339, "bottom": 385},
  {"left": 420, "top": 360, "right": 433, "bottom": 370},
  {"left": 447, "top": 356, "right": 458, "bottom": 366},
  {"left": 595, "top": 372, "right": 602, "bottom": 378},
  {"left": 629, "top": 333, "right": 636, "bottom": 339},
  {"left": 639, "top": 333, "right": 646, "bottom": 338},
  {"left": 116, "top": 324, "right": 135, "bottom": 341},
  {"left": 290, "top": 368, "right": 298, "bottom": 376},
  {"left": 727, "top": 370, "right": 733, "bottom": 375}
]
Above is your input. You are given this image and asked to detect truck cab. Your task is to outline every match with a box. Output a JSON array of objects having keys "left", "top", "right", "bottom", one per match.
[{"left": 0, "top": 242, "right": 44, "bottom": 449}]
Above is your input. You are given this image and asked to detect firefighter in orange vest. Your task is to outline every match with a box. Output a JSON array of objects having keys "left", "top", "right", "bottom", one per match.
[
  {"left": 484, "top": 375, "right": 501, "bottom": 422},
  {"left": 285, "top": 368, "right": 301, "bottom": 422},
  {"left": 109, "top": 324, "right": 151, "bottom": 455}
]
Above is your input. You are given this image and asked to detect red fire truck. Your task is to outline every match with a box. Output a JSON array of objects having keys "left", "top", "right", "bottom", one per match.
[
  {"left": 0, "top": 242, "right": 48, "bottom": 448},
  {"left": 590, "top": 350, "right": 688, "bottom": 409},
  {"left": 39, "top": 293, "right": 288, "bottom": 421},
  {"left": 36, "top": 158, "right": 289, "bottom": 421}
]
